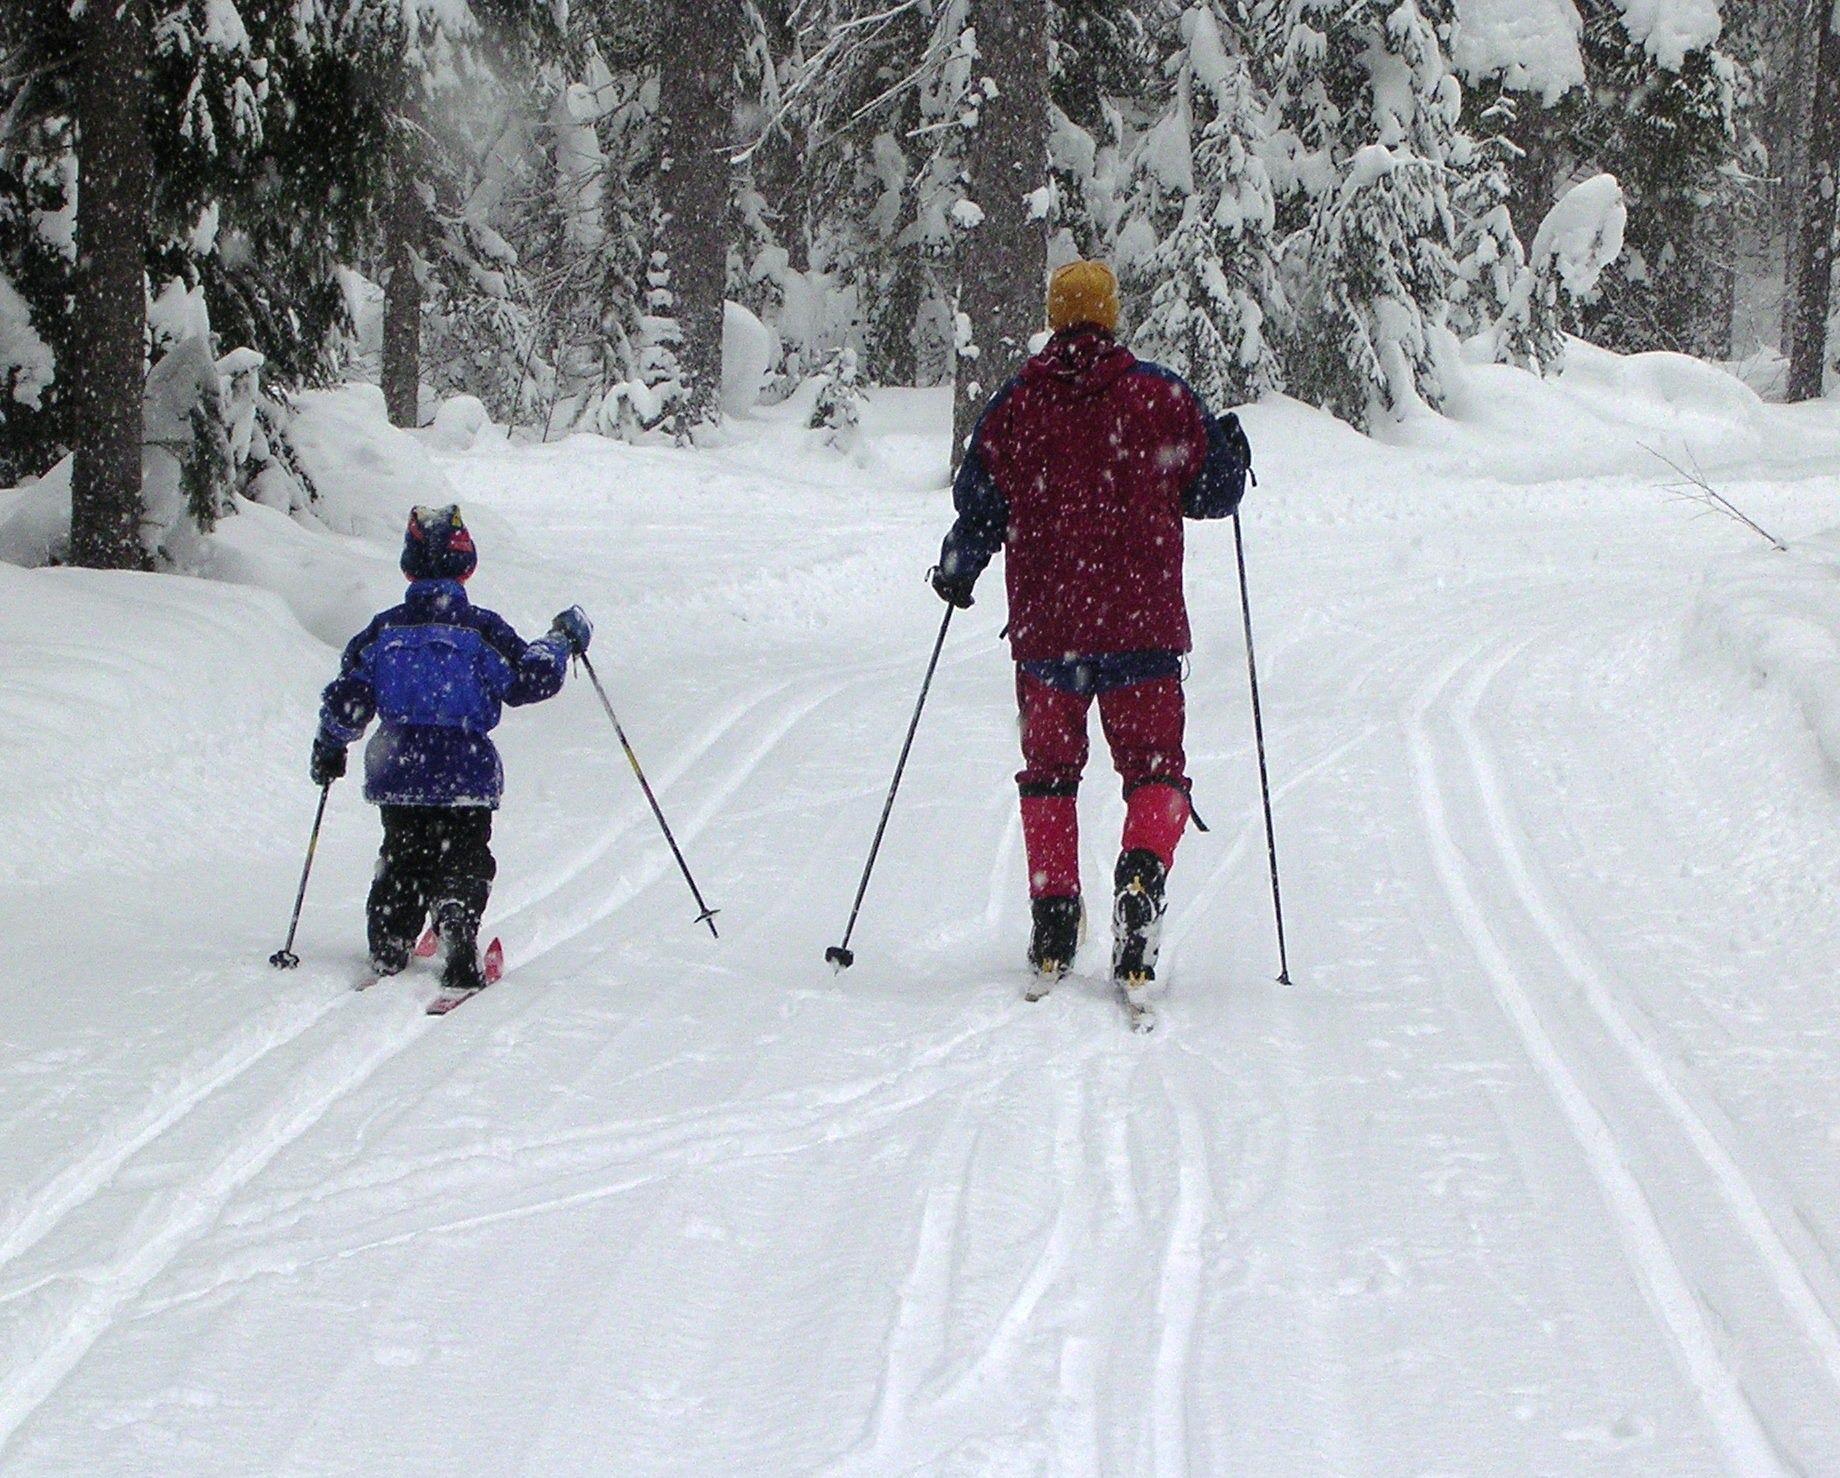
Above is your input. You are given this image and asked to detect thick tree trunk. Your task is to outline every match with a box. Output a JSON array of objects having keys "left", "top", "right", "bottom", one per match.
[
  {"left": 1789, "top": 3, "right": 1840, "bottom": 401},
  {"left": 68, "top": 0, "right": 152, "bottom": 570},
  {"left": 656, "top": 0, "right": 739, "bottom": 440},
  {"left": 381, "top": 141, "right": 425, "bottom": 429},
  {"left": 951, "top": 0, "right": 1050, "bottom": 471}
]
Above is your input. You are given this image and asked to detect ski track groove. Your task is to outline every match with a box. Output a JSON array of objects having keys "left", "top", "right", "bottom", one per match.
[
  {"left": 1459, "top": 630, "right": 1840, "bottom": 1405},
  {"left": 1148, "top": 1060, "right": 1213, "bottom": 1476},
  {"left": 133, "top": 1008, "right": 1031, "bottom": 1321},
  {"left": 0, "top": 993, "right": 340, "bottom": 1291},
  {"left": 926, "top": 1054, "right": 1091, "bottom": 1416},
  {"left": 212, "top": 996, "right": 1025, "bottom": 1245},
  {"left": 825, "top": 1107, "right": 980, "bottom": 1475},
  {"left": 0, "top": 1004, "right": 432, "bottom": 1460},
  {"left": 1406, "top": 633, "right": 1789, "bottom": 1477}
]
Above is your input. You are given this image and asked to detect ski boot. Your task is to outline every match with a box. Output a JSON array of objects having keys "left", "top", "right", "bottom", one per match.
[
  {"left": 1112, "top": 849, "right": 1167, "bottom": 1029},
  {"left": 434, "top": 895, "right": 488, "bottom": 996},
  {"left": 1025, "top": 895, "right": 1084, "bottom": 1002}
]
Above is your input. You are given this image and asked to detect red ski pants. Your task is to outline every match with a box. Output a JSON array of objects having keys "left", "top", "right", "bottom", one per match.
[{"left": 1015, "top": 671, "right": 1189, "bottom": 899}]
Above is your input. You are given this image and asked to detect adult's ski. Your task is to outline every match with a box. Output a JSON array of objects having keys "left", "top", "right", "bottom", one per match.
[{"left": 1118, "top": 975, "right": 1157, "bottom": 1033}]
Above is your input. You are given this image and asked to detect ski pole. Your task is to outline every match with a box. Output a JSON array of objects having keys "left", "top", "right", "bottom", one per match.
[
  {"left": 270, "top": 782, "right": 332, "bottom": 969},
  {"left": 1233, "top": 511, "right": 1292, "bottom": 985},
  {"left": 577, "top": 651, "right": 719, "bottom": 938},
  {"left": 827, "top": 604, "right": 954, "bottom": 970}
]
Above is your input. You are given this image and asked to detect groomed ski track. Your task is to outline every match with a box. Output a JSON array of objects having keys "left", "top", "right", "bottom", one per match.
[{"left": 7, "top": 404, "right": 1840, "bottom": 1472}]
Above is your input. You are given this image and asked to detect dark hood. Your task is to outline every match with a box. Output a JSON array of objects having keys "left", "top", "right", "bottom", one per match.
[{"left": 1021, "top": 326, "right": 1137, "bottom": 399}]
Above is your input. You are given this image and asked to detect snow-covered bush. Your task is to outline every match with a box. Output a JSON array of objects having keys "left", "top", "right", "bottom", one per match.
[
  {"left": 1495, "top": 172, "right": 1628, "bottom": 375},
  {"left": 809, "top": 345, "right": 866, "bottom": 453}
]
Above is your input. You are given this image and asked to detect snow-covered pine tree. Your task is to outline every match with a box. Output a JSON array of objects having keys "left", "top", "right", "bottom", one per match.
[
  {"left": 1290, "top": 142, "right": 1454, "bottom": 427},
  {"left": 1264, "top": 0, "right": 1465, "bottom": 424},
  {"left": 1575, "top": 0, "right": 1739, "bottom": 357},
  {"left": 1048, "top": 0, "right": 1148, "bottom": 263},
  {"left": 0, "top": 0, "right": 277, "bottom": 567},
  {"left": 1447, "top": 93, "right": 1526, "bottom": 345},
  {"left": 1129, "top": 3, "right": 1280, "bottom": 407}
]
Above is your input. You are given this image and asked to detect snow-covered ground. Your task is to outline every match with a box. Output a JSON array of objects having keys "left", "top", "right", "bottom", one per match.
[{"left": 9, "top": 355, "right": 1840, "bottom": 1472}]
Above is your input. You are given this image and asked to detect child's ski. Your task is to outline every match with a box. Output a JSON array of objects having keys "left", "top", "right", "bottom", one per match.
[
  {"left": 353, "top": 926, "right": 439, "bottom": 993},
  {"left": 426, "top": 938, "right": 504, "bottom": 1016}
]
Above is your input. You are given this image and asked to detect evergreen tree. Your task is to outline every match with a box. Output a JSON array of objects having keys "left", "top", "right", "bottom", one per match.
[
  {"left": 1265, "top": 0, "right": 1465, "bottom": 423},
  {"left": 1129, "top": 3, "right": 1280, "bottom": 406},
  {"left": 1575, "top": 0, "right": 1739, "bottom": 356}
]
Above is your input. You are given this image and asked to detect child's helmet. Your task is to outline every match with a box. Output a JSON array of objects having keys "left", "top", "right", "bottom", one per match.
[{"left": 401, "top": 504, "right": 478, "bottom": 581}]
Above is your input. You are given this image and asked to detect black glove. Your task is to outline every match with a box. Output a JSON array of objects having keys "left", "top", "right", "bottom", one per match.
[
  {"left": 929, "top": 565, "right": 976, "bottom": 609},
  {"left": 1219, "top": 412, "right": 1256, "bottom": 486},
  {"left": 310, "top": 737, "right": 347, "bottom": 787},
  {"left": 551, "top": 605, "right": 592, "bottom": 655}
]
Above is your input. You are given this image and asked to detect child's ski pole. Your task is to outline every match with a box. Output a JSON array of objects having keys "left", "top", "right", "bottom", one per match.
[
  {"left": 577, "top": 652, "right": 719, "bottom": 938},
  {"left": 270, "top": 782, "right": 331, "bottom": 969},
  {"left": 827, "top": 604, "right": 954, "bottom": 970}
]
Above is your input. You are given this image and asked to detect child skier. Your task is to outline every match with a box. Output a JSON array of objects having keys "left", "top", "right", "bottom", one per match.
[
  {"left": 310, "top": 504, "right": 592, "bottom": 995},
  {"left": 931, "top": 259, "right": 1251, "bottom": 1014}
]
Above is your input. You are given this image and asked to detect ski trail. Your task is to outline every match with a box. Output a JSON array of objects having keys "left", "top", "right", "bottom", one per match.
[
  {"left": 1149, "top": 1062, "right": 1213, "bottom": 1476},
  {"left": 214, "top": 1000, "right": 1024, "bottom": 1247},
  {"left": 826, "top": 1108, "right": 978, "bottom": 1475},
  {"left": 0, "top": 1005, "right": 431, "bottom": 1458},
  {"left": 1406, "top": 638, "right": 1788, "bottom": 1478},
  {"left": 1456, "top": 634, "right": 1840, "bottom": 1401},
  {"left": 927, "top": 1059, "right": 1090, "bottom": 1414},
  {"left": 0, "top": 993, "right": 338, "bottom": 1283}
]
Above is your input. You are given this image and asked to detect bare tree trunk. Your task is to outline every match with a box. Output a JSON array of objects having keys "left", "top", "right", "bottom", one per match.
[
  {"left": 381, "top": 138, "right": 425, "bottom": 428},
  {"left": 656, "top": 0, "right": 739, "bottom": 441},
  {"left": 68, "top": 0, "right": 152, "bottom": 570},
  {"left": 951, "top": 0, "right": 1049, "bottom": 471},
  {"left": 1790, "top": 2, "right": 1840, "bottom": 401}
]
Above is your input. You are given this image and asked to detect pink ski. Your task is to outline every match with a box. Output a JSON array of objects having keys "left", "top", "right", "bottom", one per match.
[{"left": 426, "top": 937, "right": 504, "bottom": 1016}]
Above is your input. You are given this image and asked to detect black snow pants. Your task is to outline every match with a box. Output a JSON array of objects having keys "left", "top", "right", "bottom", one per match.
[{"left": 367, "top": 805, "right": 496, "bottom": 974}]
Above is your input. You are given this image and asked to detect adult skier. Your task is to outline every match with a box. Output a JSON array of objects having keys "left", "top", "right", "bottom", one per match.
[
  {"left": 931, "top": 259, "right": 1252, "bottom": 1010},
  {"left": 310, "top": 504, "right": 593, "bottom": 996}
]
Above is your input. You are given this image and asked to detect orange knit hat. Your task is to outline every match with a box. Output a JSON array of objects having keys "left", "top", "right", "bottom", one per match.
[{"left": 1046, "top": 259, "right": 1120, "bottom": 333}]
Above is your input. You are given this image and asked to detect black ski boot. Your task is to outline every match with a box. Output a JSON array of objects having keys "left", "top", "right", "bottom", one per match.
[
  {"left": 1112, "top": 849, "right": 1167, "bottom": 1024},
  {"left": 1025, "top": 895, "right": 1083, "bottom": 1001},
  {"left": 435, "top": 894, "right": 487, "bottom": 994},
  {"left": 368, "top": 944, "right": 411, "bottom": 980}
]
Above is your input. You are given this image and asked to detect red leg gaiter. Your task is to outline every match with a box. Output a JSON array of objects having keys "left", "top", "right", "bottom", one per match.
[
  {"left": 1020, "top": 794, "right": 1081, "bottom": 899},
  {"left": 1121, "top": 782, "right": 1189, "bottom": 871}
]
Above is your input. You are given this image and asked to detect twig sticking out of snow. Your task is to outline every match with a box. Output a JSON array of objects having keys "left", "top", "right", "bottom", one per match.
[{"left": 1643, "top": 443, "right": 1788, "bottom": 553}]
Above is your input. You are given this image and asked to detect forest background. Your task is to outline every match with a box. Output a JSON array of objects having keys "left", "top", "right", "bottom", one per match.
[{"left": 2, "top": 0, "right": 1837, "bottom": 571}]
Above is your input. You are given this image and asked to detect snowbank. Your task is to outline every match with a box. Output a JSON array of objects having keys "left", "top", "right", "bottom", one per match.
[
  {"left": 1694, "top": 531, "right": 1840, "bottom": 780},
  {"left": 0, "top": 383, "right": 525, "bottom": 645},
  {"left": 0, "top": 563, "right": 323, "bottom": 888}
]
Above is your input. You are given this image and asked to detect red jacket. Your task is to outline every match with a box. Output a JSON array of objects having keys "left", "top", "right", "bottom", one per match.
[{"left": 939, "top": 327, "right": 1246, "bottom": 663}]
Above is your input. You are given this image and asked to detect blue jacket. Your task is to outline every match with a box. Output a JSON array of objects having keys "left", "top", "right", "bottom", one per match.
[{"left": 317, "top": 580, "right": 571, "bottom": 808}]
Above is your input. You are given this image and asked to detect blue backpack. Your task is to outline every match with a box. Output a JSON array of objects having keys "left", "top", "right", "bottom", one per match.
[{"left": 369, "top": 624, "right": 503, "bottom": 732}]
